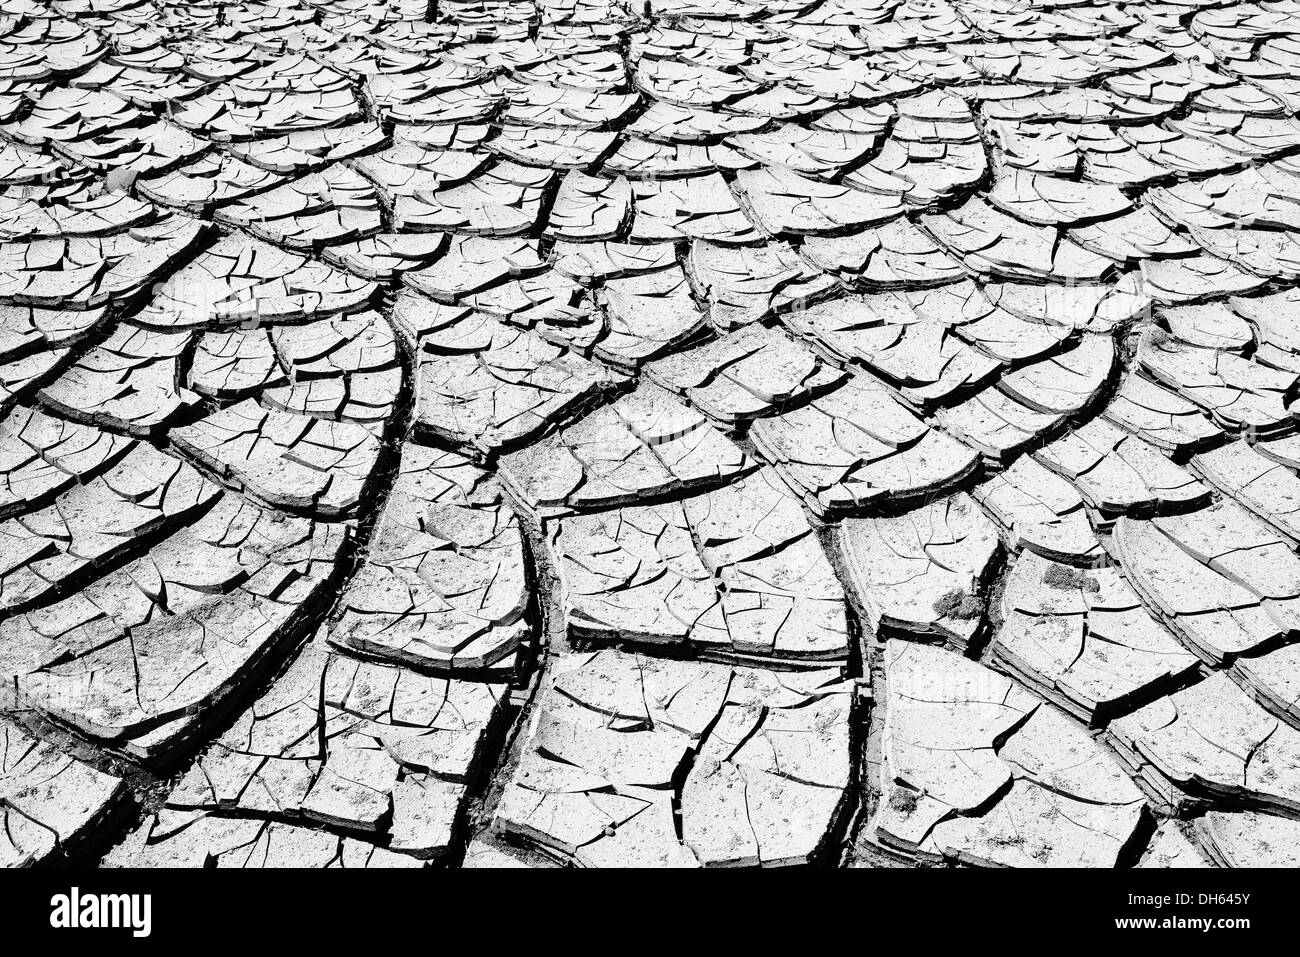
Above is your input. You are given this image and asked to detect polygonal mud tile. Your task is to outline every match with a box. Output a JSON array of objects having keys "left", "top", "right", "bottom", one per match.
[
  {"left": 839, "top": 492, "right": 999, "bottom": 648},
  {"left": 548, "top": 468, "right": 849, "bottom": 665},
  {"left": 991, "top": 552, "right": 1199, "bottom": 723}
]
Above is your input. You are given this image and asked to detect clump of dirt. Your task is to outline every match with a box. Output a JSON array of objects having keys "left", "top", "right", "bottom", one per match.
[
  {"left": 933, "top": 588, "right": 984, "bottom": 620},
  {"left": 889, "top": 788, "right": 920, "bottom": 814},
  {"left": 1043, "top": 563, "right": 1101, "bottom": 593},
  {"left": 1144, "top": 326, "right": 1179, "bottom": 353}
]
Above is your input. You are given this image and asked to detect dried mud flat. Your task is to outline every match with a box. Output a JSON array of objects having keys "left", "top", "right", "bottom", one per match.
[{"left": 3, "top": 0, "right": 1300, "bottom": 870}]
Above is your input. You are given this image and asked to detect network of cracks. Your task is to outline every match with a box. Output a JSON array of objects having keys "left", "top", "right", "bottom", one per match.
[{"left": 5, "top": 0, "right": 1300, "bottom": 869}]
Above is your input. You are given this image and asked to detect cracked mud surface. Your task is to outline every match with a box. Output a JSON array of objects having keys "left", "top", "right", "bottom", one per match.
[{"left": 5, "top": 0, "right": 1300, "bottom": 871}]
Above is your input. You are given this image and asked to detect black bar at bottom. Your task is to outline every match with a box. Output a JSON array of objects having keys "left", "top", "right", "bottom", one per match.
[{"left": 0, "top": 866, "right": 1277, "bottom": 945}]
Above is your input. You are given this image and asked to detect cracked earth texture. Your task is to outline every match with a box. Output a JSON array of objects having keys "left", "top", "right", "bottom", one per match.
[{"left": 4, "top": 0, "right": 1300, "bottom": 871}]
